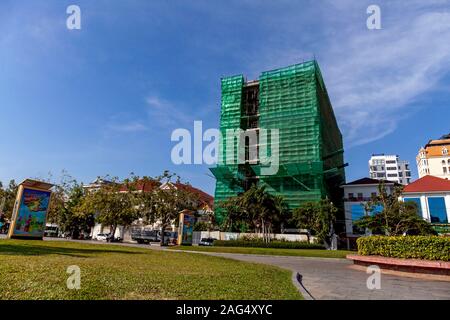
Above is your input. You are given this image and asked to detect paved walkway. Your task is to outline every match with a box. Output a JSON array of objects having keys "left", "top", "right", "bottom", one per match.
[
  {"left": 2, "top": 235, "right": 449, "bottom": 300},
  {"left": 168, "top": 250, "right": 450, "bottom": 300}
]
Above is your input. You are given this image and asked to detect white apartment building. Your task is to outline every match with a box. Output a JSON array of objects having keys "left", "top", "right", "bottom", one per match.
[
  {"left": 341, "top": 178, "right": 397, "bottom": 235},
  {"left": 369, "top": 154, "right": 411, "bottom": 185},
  {"left": 416, "top": 134, "right": 450, "bottom": 180}
]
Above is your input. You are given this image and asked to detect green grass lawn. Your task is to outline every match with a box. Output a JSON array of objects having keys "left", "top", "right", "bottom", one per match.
[
  {"left": 170, "top": 246, "right": 352, "bottom": 259},
  {"left": 0, "top": 239, "right": 301, "bottom": 300}
]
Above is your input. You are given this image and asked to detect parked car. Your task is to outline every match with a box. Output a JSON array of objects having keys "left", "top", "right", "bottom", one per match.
[
  {"left": 95, "top": 233, "right": 109, "bottom": 241},
  {"left": 199, "top": 238, "right": 216, "bottom": 246}
]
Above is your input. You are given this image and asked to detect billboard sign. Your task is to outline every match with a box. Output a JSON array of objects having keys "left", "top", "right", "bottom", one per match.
[
  {"left": 178, "top": 210, "right": 195, "bottom": 245},
  {"left": 7, "top": 180, "right": 53, "bottom": 240}
]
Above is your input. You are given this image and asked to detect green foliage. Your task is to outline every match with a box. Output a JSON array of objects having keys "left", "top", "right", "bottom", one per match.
[
  {"left": 213, "top": 239, "right": 324, "bottom": 249},
  {"left": 357, "top": 236, "right": 450, "bottom": 261},
  {"left": 193, "top": 221, "right": 209, "bottom": 231},
  {"left": 355, "top": 181, "right": 436, "bottom": 236},
  {"left": 0, "top": 180, "right": 18, "bottom": 220},
  {"left": 219, "top": 185, "right": 289, "bottom": 241},
  {"left": 56, "top": 181, "right": 95, "bottom": 238},
  {"left": 292, "top": 199, "right": 338, "bottom": 247},
  {"left": 79, "top": 176, "right": 138, "bottom": 239},
  {"left": 136, "top": 171, "right": 201, "bottom": 245}
]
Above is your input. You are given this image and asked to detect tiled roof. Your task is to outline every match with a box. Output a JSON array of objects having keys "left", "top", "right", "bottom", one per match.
[
  {"left": 119, "top": 179, "right": 213, "bottom": 206},
  {"left": 403, "top": 175, "right": 450, "bottom": 193}
]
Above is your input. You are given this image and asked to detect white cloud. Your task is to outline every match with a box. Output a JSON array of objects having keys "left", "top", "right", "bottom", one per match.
[
  {"left": 323, "top": 9, "right": 450, "bottom": 146},
  {"left": 107, "top": 121, "right": 148, "bottom": 132},
  {"left": 145, "top": 95, "right": 194, "bottom": 126}
]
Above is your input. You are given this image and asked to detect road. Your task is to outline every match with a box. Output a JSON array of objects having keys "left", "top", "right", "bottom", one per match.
[{"left": 1, "top": 235, "right": 449, "bottom": 300}]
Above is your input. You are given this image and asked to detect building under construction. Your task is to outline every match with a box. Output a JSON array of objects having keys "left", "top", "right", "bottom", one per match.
[{"left": 211, "top": 60, "right": 346, "bottom": 225}]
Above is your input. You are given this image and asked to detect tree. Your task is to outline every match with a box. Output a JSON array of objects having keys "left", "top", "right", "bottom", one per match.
[
  {"left": 355, "top": 181, "right": 436, "bottom": 236},
  {"left": 79, "top": 176, "right": 138, "bottom": 241},
  {"left": 0, "top": 180, "right": 18, "bottom": 220},
  {"left": 138, "top": 171, "right": 199, "bottom": 246},
  {"left": 220, "top": 185, "right": 289, "bottom": 242},
  {"left": 292, "top": 199, "right": 338, "bottom": 248},
  {"left": 291, "top": 201, "right": 318, "bottom": 243},
  {"left": 219, "top": 196, "right": 247, "bottom": 232}
]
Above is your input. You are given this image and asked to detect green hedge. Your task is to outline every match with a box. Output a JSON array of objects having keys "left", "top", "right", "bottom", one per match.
[
  {"left": 213, "top": 239, "right": 324, "bottom": 250},
  {"left": 357, "top": 236, "right": 450, "bottom": 261}
]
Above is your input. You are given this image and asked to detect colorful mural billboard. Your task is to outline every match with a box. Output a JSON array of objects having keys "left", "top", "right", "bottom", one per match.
[
  {"left": 178, "top": 210, "right": 195, "bottom": 245},
  {"left": 11, "top": 187, "right": 51, "bottom": 238}
]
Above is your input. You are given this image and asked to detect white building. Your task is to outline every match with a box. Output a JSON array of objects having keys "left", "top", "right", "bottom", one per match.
[
  {"left": 416, "top": 134, "right": 450, "bottom": 180},
  {"left": 400, "top": 175, "right": 450, "bottom": 233},
  {"left": 341, "top": 178, "right": 397, "bottom": 235},
  {"left": 369, "top": 154, "right": 411, "bottom": 185}
]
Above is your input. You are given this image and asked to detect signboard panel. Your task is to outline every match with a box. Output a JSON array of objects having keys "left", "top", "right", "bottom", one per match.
[
  {"left": 178, "top": 210, "right": 195, "bottom": 245},
  {"left": 7, "top": 180, "right": 53, "bottom": 240}
]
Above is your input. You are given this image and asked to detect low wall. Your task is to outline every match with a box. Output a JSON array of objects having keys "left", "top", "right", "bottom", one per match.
[
  {"left": 347, "top": 254, "right": 450, "bottom": 276},
  {"left": 192, "top": 231, "right": 311, "bottom": 244}
]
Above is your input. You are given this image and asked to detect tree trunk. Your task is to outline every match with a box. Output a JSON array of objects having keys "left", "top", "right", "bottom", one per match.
[
  {"left": 160, "top": 224, "right": 166, "bottom": 246},
  {"left": 109, "top": 225, "right": 116, "bottom": 242}
]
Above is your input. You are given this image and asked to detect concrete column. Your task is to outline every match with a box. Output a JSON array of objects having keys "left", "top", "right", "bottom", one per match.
[{"left": 420, "top": 195, "right": 429, "bottom": 221}]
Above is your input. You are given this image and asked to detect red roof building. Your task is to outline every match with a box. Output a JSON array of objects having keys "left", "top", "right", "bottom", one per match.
[
  {"left": 400, "top": 175, "right": 450, "bottom": 227},
  {"left": 403, "top": 175, "right": 450, "bottom": 193}
]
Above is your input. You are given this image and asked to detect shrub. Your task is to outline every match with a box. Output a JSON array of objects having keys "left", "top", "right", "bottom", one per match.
[
  {"left": 213, "top": 239, "right": 324, "bottom": 250},
  {"left": 193, "top": 222, "right": 209, "bottom": 231},
  {"left": 357, "top": 236, "right": 450, "bottom": 261}
]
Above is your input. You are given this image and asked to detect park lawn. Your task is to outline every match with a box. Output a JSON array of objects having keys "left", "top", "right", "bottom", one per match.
[
  {"left": 170, "top": 246, "right": 352, "bottom": 259},
  {"left": 0, "top": 240, "right": 301, "bottom": 300}
]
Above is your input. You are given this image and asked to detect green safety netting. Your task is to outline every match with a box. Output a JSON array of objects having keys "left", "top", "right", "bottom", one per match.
[{"left": 211, "top": 61, "right": 345, "bottom": 224}]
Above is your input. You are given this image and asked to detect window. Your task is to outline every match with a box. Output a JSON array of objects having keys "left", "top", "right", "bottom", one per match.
[
  {"left": 348, "top": 193, "right": 354, "bottom": 199},
  {"left": 387, "top": 166, "right": 397, "bottom": 170},
  {"left": 386, "top": 160, "right": 396, "bottom": 164},
  {"left": 427, "top": 197, "right": 448, "bottom": 223},
  {"left": 351, "top": 204, "right": 365, "bottom": 234},
  {"left": 444, "top": 167, "right": 448, "bottom": 174},
  {"left": 371, "top": 192, "right": 377, "bottom": 198},
  {"left": 357, "top": 193, "right": 363, "bottom": 200},
  {"left": 387, "top": 174, "right": 398, "bottom": 177},
  {"left": 442, "top": 147, "right": 448, "bottom": 155},
  {"left": 404, "top": 198, "right": 422, "bottom": 216}
]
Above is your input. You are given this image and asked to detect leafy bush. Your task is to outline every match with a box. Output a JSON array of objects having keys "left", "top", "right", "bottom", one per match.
[
  {"left": 193, "top": 222, "right": 209, "bottom": 231},
  {"left": 213, "top": 239, "right": 324, "bottom": 250},
  {"left": 357, "top": 236, "right": 450, "bottom": 261}
]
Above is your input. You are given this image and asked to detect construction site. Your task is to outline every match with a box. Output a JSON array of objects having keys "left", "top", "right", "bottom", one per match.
[{"left": 211, "top": 60, "right": 347, "bottom": 225}]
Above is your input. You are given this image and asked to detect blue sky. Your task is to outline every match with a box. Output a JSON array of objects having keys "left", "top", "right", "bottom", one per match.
[{"left": 1, "top": 0, "right": 449, "bottom": 195}]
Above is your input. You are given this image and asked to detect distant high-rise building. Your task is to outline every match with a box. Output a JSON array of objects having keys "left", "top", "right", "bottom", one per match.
[
  {"left": 416, "top": 134, "right": 450, "bottom": 180},
  {"left": 368, "top": 154, "right": 411, "bottom": 185}
]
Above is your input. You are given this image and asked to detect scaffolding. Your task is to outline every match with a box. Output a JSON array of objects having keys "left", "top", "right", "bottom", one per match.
[{"left": 211, "top": 61, "right": 346, "bottom": 224}]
